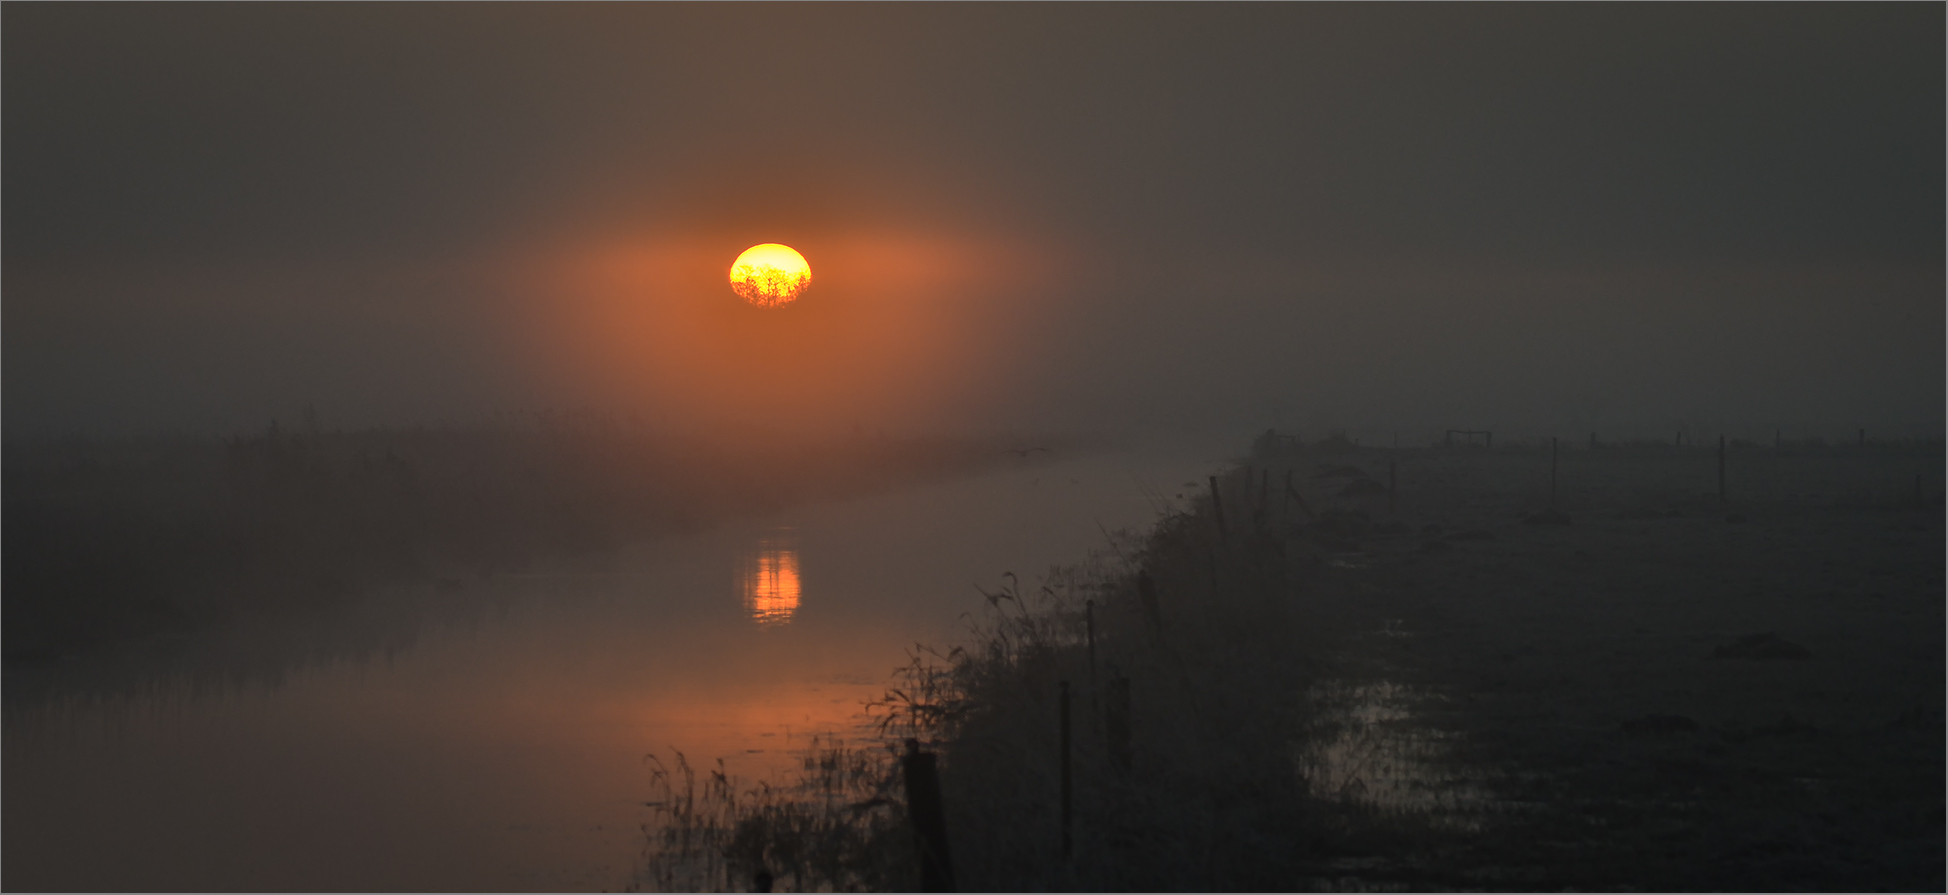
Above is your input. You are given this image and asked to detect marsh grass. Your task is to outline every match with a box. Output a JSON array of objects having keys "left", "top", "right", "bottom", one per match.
[
  {"left": 634, "top": 438, "right": 1946, "bottom": 891},
  {"left": 636, "top": 739, "right": 919, "bottom": 893},
  {"left": 631, "top": 449, "right": 1490, "bottom": 891}
]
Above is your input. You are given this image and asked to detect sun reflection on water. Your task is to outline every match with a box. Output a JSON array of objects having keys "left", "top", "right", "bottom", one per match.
[{"left": 740, "top": 533, "right": 801, "bottom": 626}]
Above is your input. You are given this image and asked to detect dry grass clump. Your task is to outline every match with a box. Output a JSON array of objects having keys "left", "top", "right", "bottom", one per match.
[{"left": 636, "top": 740, "right": 918, "bottom": 893}]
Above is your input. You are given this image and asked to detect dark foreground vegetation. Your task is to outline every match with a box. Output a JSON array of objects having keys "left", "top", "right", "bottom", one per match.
[
  {"left": 639, "top": 434, "right": 1944, "bottom": 892},
  {"left": 3, "top": 417, "right": 1014, "bottom": 682}
]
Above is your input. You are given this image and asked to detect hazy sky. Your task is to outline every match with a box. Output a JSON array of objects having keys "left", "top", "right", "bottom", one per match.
[{"left": 6, "top": 4, "right": 1941, "bottom": 440}]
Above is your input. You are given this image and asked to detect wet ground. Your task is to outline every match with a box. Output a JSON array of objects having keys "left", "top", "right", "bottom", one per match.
[{"left": 1289, "top": 446, "right": 1943, "bottom": 891}]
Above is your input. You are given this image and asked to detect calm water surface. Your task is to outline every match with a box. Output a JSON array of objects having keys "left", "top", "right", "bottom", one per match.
[{"left": 3, "top": 440, "right": 1229, "bottom": 892}]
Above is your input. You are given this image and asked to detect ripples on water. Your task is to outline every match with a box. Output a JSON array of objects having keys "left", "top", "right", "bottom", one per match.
[{"left": 740, "top": 530, "right": 802, "bottom": 627}]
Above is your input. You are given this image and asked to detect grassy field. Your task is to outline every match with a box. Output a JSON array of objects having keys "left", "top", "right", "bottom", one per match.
[{"left": 638, "top": 435, "right": 1944, "bottom": 891}]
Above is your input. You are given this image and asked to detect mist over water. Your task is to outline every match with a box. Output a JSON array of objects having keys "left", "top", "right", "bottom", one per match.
[
  {"left": 2, "top": 439, "right": 1234, "bottom": 891},
  {"left": 3, "top": 4, "right": 1941, "bottom": 892}
]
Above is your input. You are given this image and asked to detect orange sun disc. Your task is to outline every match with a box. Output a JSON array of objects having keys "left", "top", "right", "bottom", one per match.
[{"left": 729, "top": 243, "right": 812, "bottom": 307}]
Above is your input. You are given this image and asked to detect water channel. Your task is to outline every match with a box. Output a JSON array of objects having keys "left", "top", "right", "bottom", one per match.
[{"left": 3, "top": 438, "right": 1231, "bottom": 892}]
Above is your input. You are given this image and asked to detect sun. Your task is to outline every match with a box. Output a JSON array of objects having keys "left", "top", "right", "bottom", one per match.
[{"left": 729, "top": 243, "right": 812, "bottom": 308}]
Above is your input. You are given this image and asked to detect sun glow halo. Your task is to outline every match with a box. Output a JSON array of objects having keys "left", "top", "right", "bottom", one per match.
[{"left": 729, "top": 243, "right": 812, "bottom": 307}]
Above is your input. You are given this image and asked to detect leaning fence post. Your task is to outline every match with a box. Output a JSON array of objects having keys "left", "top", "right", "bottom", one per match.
[
  {"left": 1207, "top": 475, "right": 1228, "bottom": 542},
  {"left": 902, "top": 739, "right": 955, "bottom": 892},
  {"left": 1284, "top": 474, "right": 1315, "bottom": 519},
  {"left": 1059, "top": 681, "right": 1073, "bottom": 860}
]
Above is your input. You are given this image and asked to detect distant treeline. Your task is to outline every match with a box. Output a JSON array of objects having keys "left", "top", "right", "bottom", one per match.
[{"left": 3, "top": 420, "right": 1015, "bottom": 666}]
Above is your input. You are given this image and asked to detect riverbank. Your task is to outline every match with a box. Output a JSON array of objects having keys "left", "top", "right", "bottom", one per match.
[{"left": 645, "top": 436, "right": 1944, "bottom": 891}]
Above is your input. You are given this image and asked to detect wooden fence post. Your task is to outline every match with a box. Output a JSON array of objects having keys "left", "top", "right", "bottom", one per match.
[
  {"left": 902, "top": 739, "right": 955, "bottom": 892},
  {"left": 1059, "top": 681, "right": 1073, "bottom": 860},
  {"left": 1283, "top": 472, "right": 1314, "bottom": 519}
]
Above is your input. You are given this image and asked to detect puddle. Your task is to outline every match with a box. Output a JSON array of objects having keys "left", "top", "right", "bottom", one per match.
[{"left": 1295, "top": 679, "right": 1494, "bottom": 830}]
